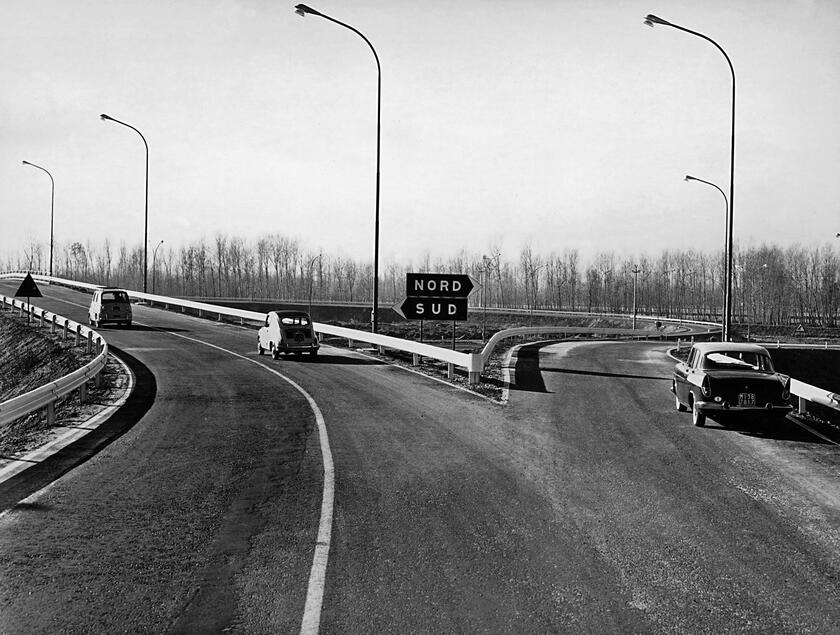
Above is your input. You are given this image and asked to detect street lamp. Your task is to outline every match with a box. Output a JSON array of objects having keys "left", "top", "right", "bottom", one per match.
[
  {"left": 306, "top": 253, "right": 322, "bottom": 317},
  {"left": 100, "top": 113, "right": 150, "bottom": 293},
  {"left": 685, "top": 174, "right": 728, "bottom": 326},
  {"left": 645, "top": 14, "right": 736, "bottom": 342},
  {"left": 152, "top": 240, "right": 164, "bottom": 294},
  {"left": 294, "top": 4, "right": 382, "bottom": 333},
  {"left": 21, "top": 161, "right": 55, "bottom": 277},
  {"left": 631, "top": 265, "right": 641, "bottom": 330}
]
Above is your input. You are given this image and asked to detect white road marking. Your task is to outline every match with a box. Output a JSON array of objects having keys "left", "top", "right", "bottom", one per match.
[{"left": 148, "top": 326, "right": 334, "bottom": 635}]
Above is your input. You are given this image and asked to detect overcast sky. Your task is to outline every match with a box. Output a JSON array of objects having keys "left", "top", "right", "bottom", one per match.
[{"left": 2, "top": 0, "right": 838, "bottom": 268}]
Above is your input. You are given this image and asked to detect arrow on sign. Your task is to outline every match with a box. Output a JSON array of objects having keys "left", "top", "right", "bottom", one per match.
[
  {"left": 406, "top": 273, "right": 478, "bottom": 298},
  {"left": 393, "top": 297, "right": 469, "bottom": 321}
]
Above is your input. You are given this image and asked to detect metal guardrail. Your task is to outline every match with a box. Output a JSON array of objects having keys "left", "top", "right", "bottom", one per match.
[
  {"left": 1, "top": 273, "right": 837, "bottom": 409},
  {"left": 0, "top": 294, "right": 108, "bottom": 426}
]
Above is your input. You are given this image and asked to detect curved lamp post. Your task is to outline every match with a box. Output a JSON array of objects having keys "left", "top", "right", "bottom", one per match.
[
  {"left": 685, "top": 174, "right": 729, "bottom": 326},
  {"left": 21, "top": 160, "right": 55, "bottom": 277},
  {"left": 294, "top": 3, "right": 382, "bottom": 333},
  {"left": 645, "top": 13, "right": 735, "bottom": 342},
  {"left": 100, "top": 113, "right": 150, "bottom": 293},
  {"left": 306, "top": 253, "right": 323, "bottom": 317},
  {"left": 152, "top": 239, "right": 164, "bottom": 294}
]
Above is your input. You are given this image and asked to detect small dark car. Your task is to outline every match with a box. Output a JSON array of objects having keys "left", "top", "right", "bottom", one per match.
[{"left": 672, "top": 342, "right": 792, "bottom": 427}]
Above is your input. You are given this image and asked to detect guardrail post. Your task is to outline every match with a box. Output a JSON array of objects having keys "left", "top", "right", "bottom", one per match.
[
  {"left": 51, "top": 314, "right": 57, "bottom": 333},
  {"left": 95, "top": 367, "right": 103, "bottom": 388},
  {"left": 218, "top": 312, "right": 222, "bottom": 322},
  {"left": 412, "top": 353, "right": 420, "bottom": 366},
  {"left": 798, "top": 396, "right": 807, "bottom": 415},
  {"left": 38, "top": 309, "right": 44, "bottom": 328},
  {"left": 348, "top": 339, "right": 355, "bottom": 348},
  {"left": 447, "top": 363, "right": 455, "bottom": 379},
  {"left": 63, "top": 319, "right": 70, "bottom": 341},
  {"left": 468, "top": 371, "right": 480, "bottom": 386},
  {"left": 86, "top": 330, "right": 93, "bottom": 354},
  {"left": 46, "top": 401, "right": 56, "bottom": 426},
  {"left": 75, "top": 324, "right": 82, "bottom": 346},
  {"left": 79, "top": 381, "right": 87, "bottom": 404}
]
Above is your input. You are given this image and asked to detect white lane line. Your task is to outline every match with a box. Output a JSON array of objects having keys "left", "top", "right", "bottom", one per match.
[{"left": 151, "top": 327, "right": 334, "bottom": 635}]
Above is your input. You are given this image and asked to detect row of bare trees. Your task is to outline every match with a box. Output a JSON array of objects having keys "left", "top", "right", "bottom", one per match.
[{"left": 6, "top": 236, "right": 839, "bottom": 327}]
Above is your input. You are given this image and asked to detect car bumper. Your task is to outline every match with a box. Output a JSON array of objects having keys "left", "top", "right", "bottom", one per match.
[
  {"left": 695, "top": 400, "right": 793, "bottom": 414},
  {"left": 279, "top": 344, "right": 319, "bottom": 353}
]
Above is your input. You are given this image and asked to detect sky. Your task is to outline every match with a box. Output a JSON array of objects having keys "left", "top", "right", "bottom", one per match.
[{"left": 1, "top": 0, "right": 839, "bottom": 269}]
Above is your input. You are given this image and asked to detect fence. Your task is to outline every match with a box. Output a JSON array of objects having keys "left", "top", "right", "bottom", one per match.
[
  {"left": 2, "top": 272, "right": 838, "bottom": 421},
  {"left": 0, "top": 294, "right": 108, "bottom": 426}
]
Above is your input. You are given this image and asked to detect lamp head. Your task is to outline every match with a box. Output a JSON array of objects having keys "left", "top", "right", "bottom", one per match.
[
  {"left": 22, "top": 160, "right": 30, "bottom": 166},
  {"left": 100, "top": 113, "right": 112, "bottom": 121},
  {"left": 684, "top": 175, "right": 696, "bottom": 182},
  {"left": 294, "top": 4, "right": 320, "bottom": 17},
  {"left": 644, "top": 14, "right": 671, "bottom": 27}
]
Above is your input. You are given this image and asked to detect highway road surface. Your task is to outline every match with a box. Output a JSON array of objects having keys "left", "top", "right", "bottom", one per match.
[{"left": 1, "top": 281, "right": 839, "bottom": 633}]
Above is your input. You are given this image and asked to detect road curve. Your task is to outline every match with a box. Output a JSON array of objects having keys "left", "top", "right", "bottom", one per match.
[{"left": 1, "top": 281, "right": 839, "bottom": 632}]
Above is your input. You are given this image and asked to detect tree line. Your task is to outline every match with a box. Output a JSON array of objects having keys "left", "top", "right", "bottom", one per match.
[{"left": 7, "top": 235, "right": 839, "bottom": 327}]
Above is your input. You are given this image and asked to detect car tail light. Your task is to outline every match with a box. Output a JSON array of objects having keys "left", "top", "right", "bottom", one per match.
[
  {"left": 701, "top": 376, "right": 711, "bottom": 397},
  {"left": 782, "top": 379, "right": 791, "bottom": 401}
]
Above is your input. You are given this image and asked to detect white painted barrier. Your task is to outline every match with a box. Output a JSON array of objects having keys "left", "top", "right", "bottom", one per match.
[
  {"left": 1, "top": 272, "right": 837, "bottom": 405},
  {"left": 0, "top": 294, "right": 108, "bottom": 426}
]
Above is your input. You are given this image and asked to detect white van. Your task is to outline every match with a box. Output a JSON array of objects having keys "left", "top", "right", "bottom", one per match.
[{"left": 88, "top": 288, "right": 132, "bottom": 328}]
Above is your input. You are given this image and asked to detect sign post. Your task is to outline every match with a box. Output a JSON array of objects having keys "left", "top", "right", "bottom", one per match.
[
  {"left": 393, "top": 273, "right": 479, "bottom": 352},
  {"left": 14, "top": 273, "right": 43, "bottom": 324}
]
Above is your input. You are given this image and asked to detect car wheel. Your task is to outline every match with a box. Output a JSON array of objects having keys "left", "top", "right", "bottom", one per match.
[
  {"left": 692, "top": 402, "right": 706, "bottom": 427},
  {"left": 271, "top": 347, "right": 280, "bottom": 360},
  {"left": 675, "top": 392, "right": 687, "bottom": 412},
  {"left": 125, "top": 321, "right": 131, "bottom": 329},
  {"left": 258, "top": 341, "right": 265, "bottom": 356},
  {"left": 309, "top": 350, "right": 318, "bottom": 358}
]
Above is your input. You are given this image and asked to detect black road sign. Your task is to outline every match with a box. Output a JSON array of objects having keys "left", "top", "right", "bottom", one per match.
[
  {"left": 406, "top": 273, "right": 476, "bottom": 298},
  {"left": 15, "top": 273, "right": 42, "bottom": 298},
  {"left": 393, "top": 297, "right": 469, "bottom": 321}
]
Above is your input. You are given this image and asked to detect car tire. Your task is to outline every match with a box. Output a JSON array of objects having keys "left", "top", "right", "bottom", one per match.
[
  {"left": 692, "top": 403, "right": 706, "bottom": 427},
  {"left": 309, "top": 350, "right": 317, "bottom": 358},
  {"left": 258, "top": 341, "right": 265, "bottom": 356},
  {"left": 271, "top": 347, "right": 280, "bottom": 360},
  {"left": 125, "top": 321, "right": 131, "bottom": 329}
]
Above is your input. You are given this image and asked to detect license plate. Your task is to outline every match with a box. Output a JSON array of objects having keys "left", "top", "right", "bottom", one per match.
[{"left": 738, "top": 393, "right": 756, "bottom": 407}]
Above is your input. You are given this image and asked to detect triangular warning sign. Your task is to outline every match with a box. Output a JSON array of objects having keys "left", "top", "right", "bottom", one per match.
[
  {"left": 14, "top": 273, "right": 42, "bottom": 298},
  {"left": 794, "top": 323, "right": 806, "bottom": 334}
]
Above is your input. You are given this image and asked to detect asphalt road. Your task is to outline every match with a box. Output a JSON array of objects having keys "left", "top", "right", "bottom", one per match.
[{"left": 1, "top": 281, "right": 839, "bottom": 633}]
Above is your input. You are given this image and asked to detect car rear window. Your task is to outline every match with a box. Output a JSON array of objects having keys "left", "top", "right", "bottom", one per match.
[
  {"left": 102, "top": 291, "right": 129, "bottom": 303},
  {"left": 280, "top": 316, "right": 310, "bottom": 326},
  {"left": 702, "top": 351, "right": 773, "bottom": 372}
]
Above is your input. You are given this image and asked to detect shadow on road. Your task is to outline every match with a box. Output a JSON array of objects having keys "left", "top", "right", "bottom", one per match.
[
  {"left": 98, "top": 324, "right": 189, "bottom": 333},
  {"left": 0, "top": 346, "right": 156, "bottom": 513},
  {"left": 264, "top": 352, "right": 386, "bottom": 366},
  {"left": 542, "top": 367, "right": 671, "bottom": 382},
  {"left": 702, "top": 414, "right": 840, "bottom": 445},
  {"left": 509, "top": 343, "right": 551, "bottom": 393}
]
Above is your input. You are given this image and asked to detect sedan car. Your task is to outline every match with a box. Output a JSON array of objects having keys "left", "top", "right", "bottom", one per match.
[
  {"left": 258, "top": 310, "right": 319, "bottom": 359},
  {"left": 672, "top": 342, "right": 792, "bottom": 427}
]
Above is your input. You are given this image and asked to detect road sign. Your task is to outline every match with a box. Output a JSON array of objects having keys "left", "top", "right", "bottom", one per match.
[
  {"left": 393, "top": 297, "right": 469, "bottom": 321},
  {"left": 14, "top": 273, "right": 42, "bottom": 298},
  {"left": 406, "top": 273, "right": 476, "bottom": 298}
]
